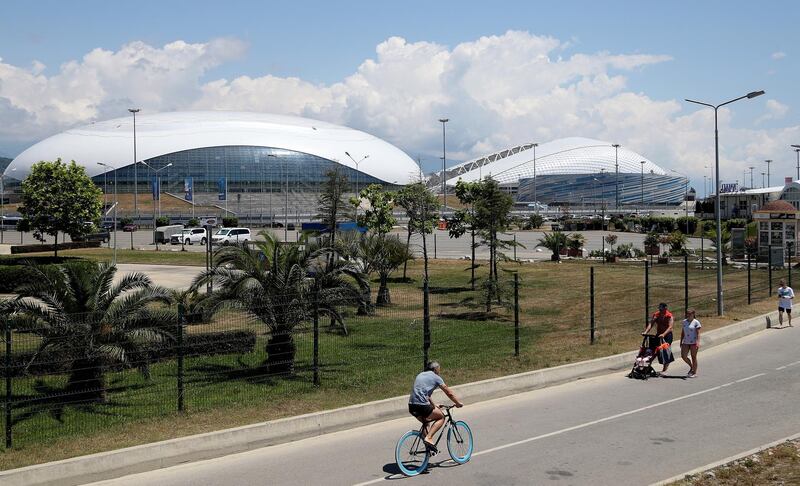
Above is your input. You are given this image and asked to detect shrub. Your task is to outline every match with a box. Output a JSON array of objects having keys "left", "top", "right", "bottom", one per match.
[
  {"left": 156, "top": 216, "right": 170, "bottom": 227},
  {"left": 0, "top": 260, "right": 95, "bottom": 292},
  {"left": 615, "top": 243, "right": 644, "bottom": 258},
  {"left": 724, "top": 218, "right": 748, "bottom": 230},
  {"left": 119, "top": 217, "right": 133, "bottom": 227},
  {"left": 222, "top": 216, "right": 239, "bottom": 227},
  {"left": 187, "top": 217, "right": 200, "bottom": 227},
  {"left": 675, "top": 216, "right": 698, "bottom": 235}
]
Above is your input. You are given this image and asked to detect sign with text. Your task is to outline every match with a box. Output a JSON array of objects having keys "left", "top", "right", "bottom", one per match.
[
  {"left": 720, "top": 183, "right": 738, "bottom": 193},
  {"left": 184, "top": 177, "right": 193, "bottom": 201}
]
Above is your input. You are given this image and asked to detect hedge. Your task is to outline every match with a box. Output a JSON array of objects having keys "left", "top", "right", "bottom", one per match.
[
  {"left": 2, "top": 330, "right": 257, "bottom": 377},
  {"left": 0, "top": 260, "right": 96, "bottom": 292}
]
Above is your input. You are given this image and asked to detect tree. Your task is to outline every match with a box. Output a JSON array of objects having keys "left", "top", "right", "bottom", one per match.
[
  {"left": 18, "top": 159, "right": 103, "bottom": 257},
  {"left": 669, "top": 230, "right": 688, "bottom": 255},
  {"left": 447, "top": 180, "right": 481, "bottom": 290},
  {"left": 605, "top": 234, "right": 618, "bottom": 254},
  {"left": 335, "top": 231, "right": 380, "bottom": 314},
  {"left": 704, "top": 227, "right": 731, "bottom": 264},
  {"left": 396, "top": 182, "right": 439, "bottom": 283},
  {"left": 353, "top": 184, "right": 396, "bottom": 236},
  {"left": 9, "top": 262, "right": 173, "bottom": 403},
  {"left": 537, "top": 231, "right": 568, "bottom": 261},
  {"left": 317, "top": 168, "right": 353, "bottom": 251},
  {"left": 374, "top": 235, "right": 414, "bottom": 305},
  {"left": 192, "top": 232, "right": 365, "bottom": 374}
]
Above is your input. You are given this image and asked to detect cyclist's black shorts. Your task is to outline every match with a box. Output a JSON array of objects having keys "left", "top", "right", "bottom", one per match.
[{"left": 408, "top": 403, "right": 434, "bottom": 419}]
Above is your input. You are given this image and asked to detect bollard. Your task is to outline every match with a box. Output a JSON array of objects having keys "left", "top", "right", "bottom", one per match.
[
  {"left": 514, "top": 273, "right": 520, "bottom": 356},
  {"left": 590, "top": 267, "right": 596, "bottom": 345}
]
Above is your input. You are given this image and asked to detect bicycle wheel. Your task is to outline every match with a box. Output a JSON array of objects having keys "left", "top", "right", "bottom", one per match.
[
  {"left": 395, "top": 430, "right": 430, "bottom": 476},
  {"left": 447, "top": 420, "right": 474, "bottom": 464}
]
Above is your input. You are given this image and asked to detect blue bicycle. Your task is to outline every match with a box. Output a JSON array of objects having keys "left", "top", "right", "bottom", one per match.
[{"left": 395, "top": 405, "right": 473, "bottom": 476}]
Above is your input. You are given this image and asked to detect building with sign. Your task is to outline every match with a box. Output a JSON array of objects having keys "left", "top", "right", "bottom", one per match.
[
  {"left": 6, "top": 111, "right": 420, "bottom": 219},
  {"left": 753, "top": 200, "right": 799, "bottom": 259}
]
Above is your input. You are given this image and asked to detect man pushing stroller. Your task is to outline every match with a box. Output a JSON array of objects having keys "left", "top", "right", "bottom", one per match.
[{"left": 642, "top": 302, "right": 674, "bottom": 376}]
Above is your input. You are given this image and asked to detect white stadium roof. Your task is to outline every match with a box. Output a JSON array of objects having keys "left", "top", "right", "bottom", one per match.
[
  {"left": 8, "top": 111, "right": 420, "bottom": 184},
  {"left": 446, "top": 137, "right": 665, "bottom": 186}
]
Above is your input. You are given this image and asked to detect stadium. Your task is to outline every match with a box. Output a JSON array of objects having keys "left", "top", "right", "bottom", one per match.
[
  {"left": 6, "top": 111, "right": 420, "bottom": 220},
  {"left": 440, "top": 137, "right": 687, "bottom": 207}
]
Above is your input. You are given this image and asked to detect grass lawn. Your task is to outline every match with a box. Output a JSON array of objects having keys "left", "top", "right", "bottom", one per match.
[
  {"left": 0, "top": 256, "right": 787, "bottom": 470},
  {"left": 670, "top": 439, "right": 800, "bottom": 485}
]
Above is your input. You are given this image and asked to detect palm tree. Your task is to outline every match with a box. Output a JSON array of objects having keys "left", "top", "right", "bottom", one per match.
[
  {"left": 335, "top": 231, "right": 379, "bottom": 315},
  {"left": 192, "top": 231, "right": 365, "bottom": 374},
  {"left": 537, "top": 231, "right": 569, "bottom": 261},
  {"left": 704, "top": 227, "right": 731, "bottom": 264},
  {"left": 374, "top": 235, "right": 414, "bottom": 305},
  {"left": 10, "top": 262, "right": 173, "bottom": 403}
]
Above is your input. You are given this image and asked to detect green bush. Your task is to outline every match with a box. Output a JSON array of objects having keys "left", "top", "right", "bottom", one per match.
[
  {"left": 222, "top": 216, "right": 239, "bottom": 227},
  {"left": 187, "top": 217, "right": 200, "bottom": 227},
  {"left": 156, "top": 216, "right": 170, "bottom": 227},
  {"left": 724, "top": 218, "right": 748, "bottom": 230},
  {"left": 119, "top": 217, "right": 133, "bottom": 227},
  {"left": 0, "top": 260, "right": 95, "bottom": 292},
  {"left": 675, "top": 216, "right": 698, "bottom": 235}
]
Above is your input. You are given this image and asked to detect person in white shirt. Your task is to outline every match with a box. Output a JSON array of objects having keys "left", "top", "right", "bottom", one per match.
[
  {"left": 777, "top": 279, "right": 794, "bottom": 327},
  {"left": 680, "top": 309, "right": 702, "bottom": 378}
]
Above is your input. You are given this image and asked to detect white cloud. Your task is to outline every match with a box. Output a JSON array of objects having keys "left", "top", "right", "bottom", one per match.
[
  {"left": 1, "top": 31, "right": 798, "bottom": 186},
  {"left": 771, "top": 51, "right": 786, "bottom": 60},
  {"left": 755, "top": 99, "right": 789, "bottom": 124}
]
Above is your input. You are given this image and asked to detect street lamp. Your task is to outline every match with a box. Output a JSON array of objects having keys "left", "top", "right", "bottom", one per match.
[
  {"left": 128, "top": 108, "right": 140, "bottom": 217},
  {"left": 749, "top": 166, "right": 755, "bottom": 189},
  {"left": 345, "top": 151, "right": 369, "bottom": 218},
  {"left": 140, "top": 161, "right": 172, "bottom": 250},
  {"left": 438, "top": 118, "right": 449, "bottom": 217},
  {"left": 765, "top": 159, "right": 772, "bottom": 187},
  {"left": 761, "top": 172, "right": 766, "bottom": 188},
  {"left": 612, "top": 144, "right": 621, "bottom": 211},
  {"left": 531, "top": 143, "right": 539, "bottom": 213},
  {"left": 791, "top": 145, "right": 800, "bottom": 181},
  {"left": 98, "top": 162, "right": 118, "bottom": 264},
  {"left": 685, "top": 89, "right": 764, "bottom": 315},
  {"left": 0, "top": 167, "right": 16, "bottom": 244},
  {"left": 640, "top": 160, "right": 646, "bottom": 206}
]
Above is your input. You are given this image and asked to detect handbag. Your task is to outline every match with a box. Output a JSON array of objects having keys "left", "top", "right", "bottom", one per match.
[{"left": 655, "top": 339, "right": 674, "bottom": 365}]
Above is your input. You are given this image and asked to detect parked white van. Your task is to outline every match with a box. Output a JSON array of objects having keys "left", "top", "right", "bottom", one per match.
[{"left": 212, "top": 227, "right": 251, "bottom": 245}]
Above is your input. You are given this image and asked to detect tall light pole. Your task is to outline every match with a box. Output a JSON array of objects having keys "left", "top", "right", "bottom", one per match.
[
  {"left": 749, "top": 166, "right": 755, "bottom": 189},
  {"left": 686, "top": 89, "right": 765, "bottom": 316},
  {"left": 345, "top": 151, "right": 369, "bottom": 218},
  {"left": 612, "top": 144, "right": 620, "bottom": 210},
  {"left": 531, "top": 142, "right": 539, "bottom": 213},
  {"left": 141, "top": 161, "right": 172, "bottom": 250},
  {"left": 765, "top": 159, "right": 773, "bottom": 187},
  {"left": 284, "top": 158, "right": 289, "bottom": 242},
  {"left": 640, "top": 160, "right": 646, "bottom": 206},
  {"left": 98, "top": 162, "right": 118, "bottom": 264},
  {"left": 761, "top": 172, "right": 766, "bottom": 188},
  {"left": 438, "top": 118, "right": 449, "bottom": 217},
  {"left": 128, "top": 108, "right": 140, "bottom": 217},
  {"left": 792, "top": 145, "right": 800, "bottom": 181}
]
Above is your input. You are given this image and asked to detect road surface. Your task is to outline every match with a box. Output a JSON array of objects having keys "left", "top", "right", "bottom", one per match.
[{"left": 84, "top": 325, "right": 800, "bottom": 486}]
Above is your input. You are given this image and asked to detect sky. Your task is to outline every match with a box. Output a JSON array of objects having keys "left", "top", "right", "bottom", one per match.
[{"left": 1, "top": 0, "right": 799, "bottom": 192}]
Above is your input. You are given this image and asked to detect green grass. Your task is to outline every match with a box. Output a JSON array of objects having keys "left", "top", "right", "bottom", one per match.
[
  {"left": 0, "top": 257, "right": 786, "bottom": 470},
  {"left": 8, "top": 248, "right": 209, "bottom": 266}
]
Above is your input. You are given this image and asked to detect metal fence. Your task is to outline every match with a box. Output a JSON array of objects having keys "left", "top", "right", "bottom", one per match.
[{"left": 0, "top": 257, "right": 787, "bottom": 450}]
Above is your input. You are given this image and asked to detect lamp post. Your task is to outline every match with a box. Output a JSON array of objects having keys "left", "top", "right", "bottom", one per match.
[
  {"left": 98, "top": 162, "right": 118, "bottom": 264},
  {"left": 345, "top": 151, "right": 369, "bottom": 218},
  {"left": 141, "top": 161, "right": 172, "bottom": 250},
  {"left": 284, "top": 158, "right": 289, "bottom": 242},
  {"left": 685, "top": 89, "right": 765, "bottom": 316},
  {"left": 640, "top": 160, "right": 646, "bottom": 206},
  {"left": 765, "top": 159, "right": 773, "bottom": 187},
  {"left": 749, "top": 166, "right": 755, "bottom": 189},
  {"left": 761, "top": 172, "right": 766, "bottom": 188},
  {"left": 128, "top": 108, "right": 140, "bottom": 217},
  {"left": 438, "top": 118, "right": 449, "bottom": 217},
  {"left": 531, "top": 142, "right": 539, "bottom": 213},
  {"left": 612, "top": 144, "right": 621, "bottom": 211},
  {"left": 791, "top": 145, "right": 800, "bottom": 181}
]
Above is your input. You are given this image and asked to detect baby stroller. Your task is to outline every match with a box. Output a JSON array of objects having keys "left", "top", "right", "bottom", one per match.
[{"left": 627, "top": 334, "right": 661, "bottom": 380}]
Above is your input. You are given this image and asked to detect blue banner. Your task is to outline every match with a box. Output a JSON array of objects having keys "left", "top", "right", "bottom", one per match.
[
  {"left": 151, "top": 176, "right": 160, "bottom": 200},
  {"left": 218, "top": 177, "right": 227, "bottom": 201},
  {"left": 184, "top": 177, "right": 193, "bottom": 201}
]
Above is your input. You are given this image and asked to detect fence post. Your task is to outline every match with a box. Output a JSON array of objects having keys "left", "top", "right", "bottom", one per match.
[
  {"left": 684, "top": 253, "right": 689, "bottom": 312},
  {"left": 423, "top": 279, "right": 430, "bottom": 370},
  {"left": 789, "top": 243, "right": 793, "bottom": 288},
  {"left": 747, "top": 250, "right": 752, "bottom": 305},
  {"left": 644, "top": 260, "right": 650, "bottom": 328},
  {"left": 177, "top": 304, "right": 185, "bottom": 413},
  {"left": 700, "top": 236, "right": 704, "bottom": 270},
  {"left": 313, "top": 291, "right": 320, "bottom": 386},
  {"left": 769, "top": 246, "right": 773, "bottom": 296},
  {"left": 590, "top": 266, "right": 595, "bottom": 345},
  {"left": 514, "top": 273, "right": 520, "bottom": 356},
  {"left": 433, "top": 233, "right": 437, "bottom": 260},
  {"left": 513, "top": 234, "right": 517, "bottom": 262},
  {"left": 4, "top": 317, "right": 11, "bottom": 449}
]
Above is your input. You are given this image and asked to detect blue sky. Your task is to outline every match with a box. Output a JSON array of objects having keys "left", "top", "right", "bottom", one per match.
[{"left": 1, "top": 0, "right": 799, "bottom": 185}]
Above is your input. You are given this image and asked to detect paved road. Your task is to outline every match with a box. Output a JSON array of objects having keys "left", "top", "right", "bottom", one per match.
[
  {"left": 84, "top": 326, "right": 800, "bottom": 486},
  {"left": 2, "top": 228, "right": 708, "bottom": 262}
]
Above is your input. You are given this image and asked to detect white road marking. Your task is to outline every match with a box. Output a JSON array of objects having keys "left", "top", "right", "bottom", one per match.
[
  {"left": 775, "top": 360, "right": 800, "bottom": 370},
  {"left": 354, "top": 374, "right": 769, "bottom": 486}
]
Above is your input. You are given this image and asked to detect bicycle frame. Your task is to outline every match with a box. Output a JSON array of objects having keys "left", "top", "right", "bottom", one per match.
[{"left": 415, "top": 405, "right": 461, "bottom": 452}]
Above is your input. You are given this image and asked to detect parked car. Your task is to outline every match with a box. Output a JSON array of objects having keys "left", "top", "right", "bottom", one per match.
[
  {"left": 171, "top": 227, "right": 207, "bottom": 246},
  {"left": 123, "top": 224, "right": 138, "bottom": 232},
  {"left": 0, "top": 216, "right": 22, "bottom": 230},
  {"left": 212, "top": 227, "right": 251, "bottom": 245},
  {"left": 71, "top": 231, "right": 110, "bottom": 243}
]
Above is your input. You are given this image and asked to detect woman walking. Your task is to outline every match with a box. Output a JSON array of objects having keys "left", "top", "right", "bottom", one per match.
[{"left": 680, "top": 309, "right": 701, "bottom": 378}]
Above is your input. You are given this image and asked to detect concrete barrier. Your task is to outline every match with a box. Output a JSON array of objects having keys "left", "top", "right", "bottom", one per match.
[{"left": 0, "top": 310, "right": 776, "bottom": 486}]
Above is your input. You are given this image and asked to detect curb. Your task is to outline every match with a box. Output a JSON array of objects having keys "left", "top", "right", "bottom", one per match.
[
  {"left": 0, "top": 310, "right": 777, "bottom": 486},
  {"left": 650, "top": 431, "right": 800, "bottom": 486}
]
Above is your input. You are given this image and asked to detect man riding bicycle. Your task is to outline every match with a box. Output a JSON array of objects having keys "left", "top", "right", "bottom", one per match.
[{"left": 408, "top": 361, "right": 463, "bottom": 451}]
